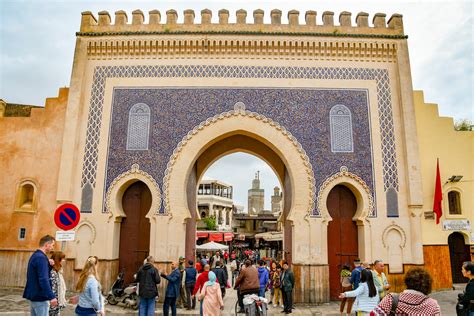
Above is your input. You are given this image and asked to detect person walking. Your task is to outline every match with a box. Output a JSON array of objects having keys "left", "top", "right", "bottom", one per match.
[
  {"left": 281, "top": 261, "right": 295, "bottom": 314},
  {"left": 49, "top": 251, "right": 67, "bottom": 316},
  {"left": 192, "top": 264, "right": 211, "bottom": 316},
  {"left": 340, "top": 269, "right": 378, "bottom": 316},
  {"left": 272, "top": 264, "right": 283, "bottom": 308},
  {"left": 75, "top": 256, "right": 104, "bottom": 316},
  {"left": 23, "top": 235, "right": 58, "bottom": 316},
  {"left": 223, "top": 251, "right": 229, "bottom": 265},
  {"left": 372, "top": 267, "right": 441, "bottom": 315},
  {"left": 182, "top": 260, "right": 197, "bottom": 310},
  {"left": 257, "top": 260, "right": 269, "bottom": 298},
  {"left": 371, "top": 260, "right": 390, "bottom": 301},
  {"left": 198, "top": 271, "right": 224, "bottom": 315},
  {"left": 351, "top": 259, "right": 364, "bottom": 291},
  {"left": 210, "top": 251, "right": 222, "bottom": 269},
  {"left": 135, "top": 256, "right": 161, "bottom": 316},
  {"left": 458, "top": 261, "right": 474, "bottom": 315},
  {"left": 234, "top": 259, "right": 260, "bottom": 313},
  {"left": 339, "top": 264, "right": 353, "bottom": 316},
  {"left": 177, "top": 257, "right": 187, "bottom": 309},
  {"left": 268, "top": 262, "right": 277, "bottom": 305},
  {"left": 212, "top": 260, "right": 228, "bottom": 298},
  {"left": 160, "top": 262, "right": 181, "bottom": 316}
]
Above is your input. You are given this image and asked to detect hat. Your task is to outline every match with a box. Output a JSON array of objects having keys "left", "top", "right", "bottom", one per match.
[
  {"left": 179, "top": 256, "right": 185, "bottom": 260},
  {"left": 188, "top": 260, "right": 194, "bottom": 265}
]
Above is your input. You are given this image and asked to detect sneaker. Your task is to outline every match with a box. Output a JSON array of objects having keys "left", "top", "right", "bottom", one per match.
[
  {"left": 281, "top": 304, "right": 284, "bottom": 308},
  {"left": 273, "top": 304, "right": 277, "bottom": 308}
]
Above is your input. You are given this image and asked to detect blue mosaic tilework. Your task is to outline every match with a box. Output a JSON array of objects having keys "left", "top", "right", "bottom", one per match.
[
  {"left": 80, "top": 65, "right": 399, "bottom": 215},
  {"left": 105, "top": 88, "right": 374, "bottom": 217}
]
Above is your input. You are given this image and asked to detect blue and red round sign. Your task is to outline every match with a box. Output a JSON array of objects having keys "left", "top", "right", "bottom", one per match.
[{"left": 54, "top": 203, "right": 80, "bottom": 231}]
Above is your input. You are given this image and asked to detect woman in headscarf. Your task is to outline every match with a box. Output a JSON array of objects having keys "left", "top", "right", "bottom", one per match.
[{"left": 198, "top": 271, "right": 224, "bottom": 316}]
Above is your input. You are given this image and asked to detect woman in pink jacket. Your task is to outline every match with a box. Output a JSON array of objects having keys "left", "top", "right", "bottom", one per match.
[{"left": 198, "top": 271, "right": 224, "bottom": 316}]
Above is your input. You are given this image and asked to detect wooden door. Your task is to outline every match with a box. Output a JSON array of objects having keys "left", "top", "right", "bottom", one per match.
[
  {"left": 327, "top": 185, "right": 358, "bottom": 300},
  {"left": 119, "top": 181, "right": 152, "bottom": 284},
  {"left": 449, "top": 232, "right": 470, "bottom": 283}
]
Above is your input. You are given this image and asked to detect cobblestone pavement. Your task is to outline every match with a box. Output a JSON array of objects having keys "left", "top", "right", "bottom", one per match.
[{"left": 0, "top": 286, "right": 460, "bottom": 315}]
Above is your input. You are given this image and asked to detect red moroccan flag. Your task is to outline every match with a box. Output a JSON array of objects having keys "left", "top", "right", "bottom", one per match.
[{"left": 433, "top": 159, "right": 443, "bottom": 224}]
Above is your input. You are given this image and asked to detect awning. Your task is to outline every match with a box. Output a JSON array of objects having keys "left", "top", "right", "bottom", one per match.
[
  {"left": 223, "top": 232, "right": 234, "bottom": 241},
  {"left": 195, "top": 241, "right": 229, "bottom": 251},
  {"left": 209, "top": 233, "right": 223, "bottom": 242},
  {"left": 196, "top": 232, "right": 209, "bottom": 238},
  {"left": 254, "top": 231, "right": 283, "bottom": 241}
]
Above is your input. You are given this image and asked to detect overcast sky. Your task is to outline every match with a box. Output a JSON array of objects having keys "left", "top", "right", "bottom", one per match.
[{"left": 0, "top": 0, "right": 472, "bottom": 210}]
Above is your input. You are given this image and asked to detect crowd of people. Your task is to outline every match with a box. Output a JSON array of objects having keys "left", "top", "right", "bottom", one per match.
[{"left": 22, "top": 235, "right": 474, "bottom": 316}]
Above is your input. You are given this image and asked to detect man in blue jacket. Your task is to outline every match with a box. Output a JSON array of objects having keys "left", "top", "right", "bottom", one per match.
[
  {"left": 350, "top": 258, "right": 364, "bottom": 290},
  {"left": 257, "top": 260, "right": 269, "bottom": 297},
  {"left": 23, "top": 235, "right": 58, "bottom": 316},
  {"left": 161, "top": 262, "right": 181, "bottom": 316}
]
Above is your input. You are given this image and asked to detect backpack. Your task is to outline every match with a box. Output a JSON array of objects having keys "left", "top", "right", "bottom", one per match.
[{"left": 390, "top": 293, "right": 399, "bottom": 315}]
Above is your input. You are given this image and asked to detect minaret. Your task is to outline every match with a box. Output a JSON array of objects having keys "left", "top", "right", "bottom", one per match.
[
  {"left": 248, "top": 171, "right": 264, "bottom": 215},
  {"left": 271, "top": 186, "right": 283, "bottom": 213}
]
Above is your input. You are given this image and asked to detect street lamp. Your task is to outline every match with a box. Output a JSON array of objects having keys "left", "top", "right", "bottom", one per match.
[{"left": 448, "top": 175, "right": 463, "bottom": 182}]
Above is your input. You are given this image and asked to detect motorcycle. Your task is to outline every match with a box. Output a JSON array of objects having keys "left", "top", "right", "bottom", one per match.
[{"left": 106, "top": 271, "right": 139, "bottom": 310}]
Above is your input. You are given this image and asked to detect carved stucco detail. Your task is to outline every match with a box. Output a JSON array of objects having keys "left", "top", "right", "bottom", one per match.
[
  {"left": 105, "top": 163, "right": 162, "bottom": 217},
  {"left": 317, "top": 166, "right": 375, "bottom": 219},
  {"left": 74, "top": 219, "right": 97, "bottom": 245},
  {"left": 382, "top": 222, "right": 407, "bottom": 248},
  {"left": 162, "top": 108, "right": 316, "bottom": 216}
]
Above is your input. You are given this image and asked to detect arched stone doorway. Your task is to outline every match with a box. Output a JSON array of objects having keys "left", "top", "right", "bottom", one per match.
[
  {"left": 327, "top": 185, "right": 358, "bottom": 300},
  {"left": 119, "top": 181, "right": 152, "bottom": 284},
  {"left": 187, "top": 135, "right": 288, "bottom": 262},
  {"left": 448, "top": 232, "right": 470, "bottom": 283}
]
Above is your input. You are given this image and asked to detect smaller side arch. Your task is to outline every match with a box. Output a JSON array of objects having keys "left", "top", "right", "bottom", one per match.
[
  {"left": 105, "top": 164, "right": 161, "bottom": 221},
  {"left": 317, "top": 166, "right": 374, "bottom": 223},
  {"left": 14, "top": 178, "right": 40, "bottom": 213},
  {"left": 74, "top": 220, "right": 96, "bottom": 269}
]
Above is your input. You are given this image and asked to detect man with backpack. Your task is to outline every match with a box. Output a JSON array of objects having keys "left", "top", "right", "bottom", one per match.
[
  {"left": 136, "top": 256, "right": 161, "bottom": 316},
  {"left": 212, "top": 260, "right": 228, "bottom": 298}
]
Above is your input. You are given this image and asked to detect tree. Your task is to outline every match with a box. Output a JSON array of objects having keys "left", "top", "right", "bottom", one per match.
[
  {"left": 202, "top": 215, "right": 217, "bottom": 230},
  {"left": 454, "top": 118, "right": 473, "bottom": 131}
]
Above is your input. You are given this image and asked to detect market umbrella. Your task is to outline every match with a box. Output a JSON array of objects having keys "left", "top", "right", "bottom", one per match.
[{"left": 195, "top": 241, "right": 229, "bottom": 251}]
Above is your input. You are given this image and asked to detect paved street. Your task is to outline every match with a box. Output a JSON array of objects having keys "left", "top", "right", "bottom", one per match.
[{"left": 0, "top": 285, "right": 460, "bottom": 315}]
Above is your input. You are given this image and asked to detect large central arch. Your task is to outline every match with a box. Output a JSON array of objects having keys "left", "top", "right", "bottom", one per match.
[{"left": 161, "top": 106, "right": 315, "bottom": 264}]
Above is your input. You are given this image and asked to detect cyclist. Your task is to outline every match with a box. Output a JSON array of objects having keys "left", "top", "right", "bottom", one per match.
[{"left": 234, "top": 260, "right": 260, "bottom": 313}]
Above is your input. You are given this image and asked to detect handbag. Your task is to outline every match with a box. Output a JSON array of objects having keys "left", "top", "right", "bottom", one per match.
[{"left": 390, "top": 293, "right": 399, "bottom": 316}]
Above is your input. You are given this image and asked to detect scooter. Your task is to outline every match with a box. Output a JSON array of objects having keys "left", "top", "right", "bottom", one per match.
[{"left": 106, "top": 271, "right": 139, "bottom": 310}]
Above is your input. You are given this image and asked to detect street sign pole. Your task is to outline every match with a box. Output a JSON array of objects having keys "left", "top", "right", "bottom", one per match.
[{"left": 61, "top": 241, "right": 66, "bottom": 251}]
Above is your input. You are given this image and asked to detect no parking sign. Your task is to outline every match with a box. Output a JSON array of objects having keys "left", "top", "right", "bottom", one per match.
[{"left": 54, "top": 203, "right": 80, "bottom": 231}]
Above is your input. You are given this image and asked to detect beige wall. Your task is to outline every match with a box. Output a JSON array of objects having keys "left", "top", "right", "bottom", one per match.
[
  {"left": 414, "top": 90, "right": 474, "bottom": 245},
  {"left": 0, "top": 88, "right": 68, "bottom": 250}
]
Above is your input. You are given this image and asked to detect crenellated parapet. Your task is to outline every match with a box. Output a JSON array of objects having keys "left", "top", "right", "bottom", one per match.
[
  {"left": 79, "top": 9, "right": 405, "bottom": 37},
  {"left": 79, "top": 9, "right": 406, "bottom": 62}
]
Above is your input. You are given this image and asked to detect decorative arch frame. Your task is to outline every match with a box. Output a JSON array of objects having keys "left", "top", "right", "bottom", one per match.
[
  {"left": 105, "top": 163, "right": 161, "bottom": 221},
  {"left": 317, "top": 166, "right": 374, "bottom": 223},
  {"left": 382, "top": 223, "right": 407, "bottom": 248},
  {"left": 162, "top": 105, "right": 316, "bottom": 221},
  {"left": 445, "top": 186, "right": 464, "bottom": 216},
  {"left": 74, "top": 220, "right": 97, "bottom": 244},
  {"left": 126, "top": 103, "right": 151, "bottom": 151}
]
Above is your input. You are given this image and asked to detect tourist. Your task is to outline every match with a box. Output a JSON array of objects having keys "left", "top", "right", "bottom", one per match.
[
  {"left": 234, "top": 259, "right": 260, "bottom": 313},
  {"left": 372, "top": 267, "right": 441, "bottom": 315},
  {"left": 272, "top": 264, "right": 283, "bottom": 308},
  {"left": 230, "top": 258, "right": 239, "bottom": 286},
  {"left": 182, "top": 260, "right": 197, "bottom": 310},
  {"left": 49, "top": 251, "right": 67, "bottom": 316},
  {"left": 372, "top": 260, "right": 390, "bottom": 301},
  {"left": 281, "top": 261, "right": 295, "bottom": 314},
  {"left": 458, "top": 261, "right": 474, "bottom": 315},
  {"left": 210, "top": 251, "right": 222, "bottom": 269},
  {"left": 160, "top": 262, "right": 181, "bottom": 316},
  {"left": 212, "top": 260, "right": 228, "bottom": 298},
  {"left": 351, "top": 259, "right": 364, "bottom": 290},
  {"left": 23, "top": 235, "right": 58, "bottom": 316},
  {"left": 339, "top": 269, "right": 378, "bottom": 315},
  {"left": 198, "top": 271, "right": 224, "bottom": 315},
  {"left": 135, "top": 256, "right": 160, "bottom": 316},
  {"left": 339, "top": 264, "right": 353, "bottom": 316},
  {"left": 268, "top": 261, "right": 277, "bottom": 305},
  {"left": 200, "top": 255, "right": 208, "bottom": 268},
  {"left": 257, "top": 260, "right": 269, "bottom": 298},
  {"left": 177, "top": 256, "right": 187, "bottom": 309},
  {"left": 75, "top": 256, "right": 104, "bottom": 316},
  {"left": 192, "top": 264, "right": 211, "bottom": 316}
]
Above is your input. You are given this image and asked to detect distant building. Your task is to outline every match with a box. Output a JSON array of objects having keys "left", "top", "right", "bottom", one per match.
[
  {"left": 248, "top": 171, "right": 264, "bottom": 214},
  {"left": 271, "top": 186, "right": 283, "bottom": 214},
  {"left": 197, "top": 179, "right": 233, "bottom": 231}
]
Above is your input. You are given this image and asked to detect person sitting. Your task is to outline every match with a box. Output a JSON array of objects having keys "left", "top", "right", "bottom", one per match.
[
  {"left": 371, "top": 267, "right": 441, "bottom": 315},
  {"left": 234, "top": 259, "right": 260, "bottom": 313}
]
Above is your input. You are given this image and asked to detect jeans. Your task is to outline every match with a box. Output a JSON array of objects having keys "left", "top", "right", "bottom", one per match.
[
  {"left": 185, "top": 283, "right": 196, "bottom": 309},
  {"left": 258, "top": 287, "right": 266, "bottom": 298},
  {"left": 282, "top": 289, "right": 293, "bottom": 313},
  {"left": 30, "top": 300, "right": 49, "bottom": 316},
  {"left": 138, "top": 297, "right": 156, "bottom": 316},
  {"left": 199, "top": 299, "right": 203, "bottom": 316},
  {"left": 163, "top": 297, "right": 177, "bottom": 316}
]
